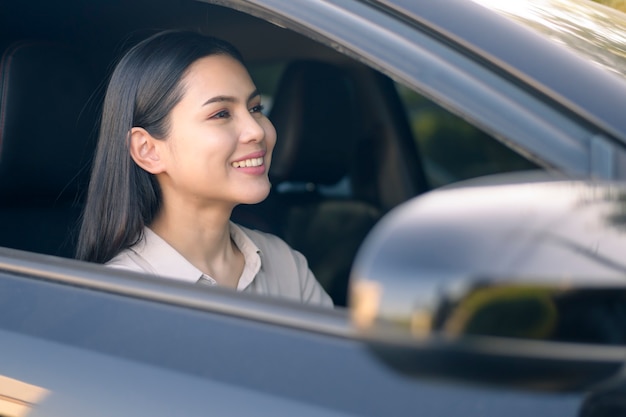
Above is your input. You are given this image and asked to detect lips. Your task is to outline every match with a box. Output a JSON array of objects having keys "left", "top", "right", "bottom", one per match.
[
  {"left": 231, "top": 157, "right": 263, "bottom": 168},
  {"left": 231, "top": 151, "right": 266, "bottom": 168}
]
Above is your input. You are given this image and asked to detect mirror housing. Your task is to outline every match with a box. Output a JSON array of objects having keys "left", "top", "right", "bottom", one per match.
[{"left": 350, "top": 174, "right": 626, "bottom": 391}]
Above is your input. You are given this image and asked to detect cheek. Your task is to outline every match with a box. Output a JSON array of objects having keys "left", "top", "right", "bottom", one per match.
[{"left": 264, "top": 119, "right": 277, "bottom": 152}]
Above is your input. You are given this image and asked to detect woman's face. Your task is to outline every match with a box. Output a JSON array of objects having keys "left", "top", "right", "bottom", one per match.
[{"left": 157, "top": 54, "right": 276, "bottom": 210}]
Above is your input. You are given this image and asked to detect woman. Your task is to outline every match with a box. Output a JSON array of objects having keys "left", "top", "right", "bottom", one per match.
[{"left": 76, "top": 30, "right": 332, "bottom": 307}]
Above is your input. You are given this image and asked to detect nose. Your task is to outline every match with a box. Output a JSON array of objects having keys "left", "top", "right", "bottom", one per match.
[{"left": 239, "top": 110, "right": 266, "bottom": 143}]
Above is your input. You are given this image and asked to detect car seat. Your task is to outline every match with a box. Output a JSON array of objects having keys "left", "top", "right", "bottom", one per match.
[
  {"left": 234, "top": 60, "right": 381, "bottom": 306},
  {"left": 0, "top": 40, "right": 97, "bottom": 257}
]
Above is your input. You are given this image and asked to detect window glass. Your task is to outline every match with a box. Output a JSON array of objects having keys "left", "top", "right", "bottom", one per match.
[
  {"left": 249, "top": 63, "right": 286, "bottom": 116},
  {"left": 395, "top": 84, "right": 539, "bottom": 189},
  {"left": 249, "top": 62, "right": 354, "bottom": 199}
]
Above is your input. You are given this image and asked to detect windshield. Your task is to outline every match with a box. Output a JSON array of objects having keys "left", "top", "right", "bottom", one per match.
[{"left": 472, "top": 0, "right": 626, "bottom": 80}]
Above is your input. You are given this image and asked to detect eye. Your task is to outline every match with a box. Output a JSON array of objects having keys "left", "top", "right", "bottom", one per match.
[
  {"left": 250, "top": 104, "right": 265, "bottom": 114},
  {"left": 211, "top": 110, "right": 231, "bottom": 119}
]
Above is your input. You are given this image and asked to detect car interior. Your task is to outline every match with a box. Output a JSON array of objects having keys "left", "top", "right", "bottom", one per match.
[{"left": 0, "top": 0, "right": 539, "bottom": 306}]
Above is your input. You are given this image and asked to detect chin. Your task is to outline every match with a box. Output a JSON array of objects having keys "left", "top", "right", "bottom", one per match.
[{"left": 238, "top": 185, "right": 271, "bottom": 205}]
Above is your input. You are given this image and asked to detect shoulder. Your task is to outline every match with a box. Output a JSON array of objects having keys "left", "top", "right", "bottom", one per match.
[
  {"left": 106, "top": 227, "right": 202, "bottom": 282},
  {"left": 105, "top": 228, "right": 150, "bottom": 273},
  {"left": 233, "top": 223, "right": 334, "bottom": 307},
  {"left": 106, "top": 247, "right": 153, "bottom": 274}
]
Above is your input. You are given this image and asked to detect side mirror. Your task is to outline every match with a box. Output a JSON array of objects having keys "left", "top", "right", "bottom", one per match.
[{"left": 349, "top": 175, "right": 626, "bottom": 392}]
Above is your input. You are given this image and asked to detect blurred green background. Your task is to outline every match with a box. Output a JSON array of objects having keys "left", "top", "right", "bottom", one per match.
[{"left": 595, "top": 0, "right": 626, "bottom": 12}]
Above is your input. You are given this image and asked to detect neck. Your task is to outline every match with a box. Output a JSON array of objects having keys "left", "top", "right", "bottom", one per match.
[{"left": 149, "top": 198, "right": 243, "bottom": 288}]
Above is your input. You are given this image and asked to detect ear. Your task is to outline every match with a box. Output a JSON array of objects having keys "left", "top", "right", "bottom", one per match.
[{"left": 129, "top": 127, "right": 166, "bottom": 174}]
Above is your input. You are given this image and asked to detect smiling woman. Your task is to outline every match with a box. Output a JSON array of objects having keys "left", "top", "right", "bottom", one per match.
[{"left": 76, "top": 30, "right": 332, "bottom": 307}]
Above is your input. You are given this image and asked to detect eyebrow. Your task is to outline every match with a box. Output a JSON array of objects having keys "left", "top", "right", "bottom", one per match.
[{"left": 202, "top": 89, "right": 260, "bottom": 106}]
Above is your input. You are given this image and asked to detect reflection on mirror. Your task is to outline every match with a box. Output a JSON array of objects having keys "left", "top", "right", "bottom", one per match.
[
  {"left": 352, "top": 279, "right": 626, "bottom": 345},
  {"left": 434, "top": 283, "right": 626, "bottom": 344}
]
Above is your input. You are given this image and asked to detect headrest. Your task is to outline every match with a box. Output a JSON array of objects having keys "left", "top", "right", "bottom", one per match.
[
  {"left": 269, "top": 60, "right": 357, "bottom": 186},
  {"left": 0, "top": 41, "right": 97, "bottom": 202}
]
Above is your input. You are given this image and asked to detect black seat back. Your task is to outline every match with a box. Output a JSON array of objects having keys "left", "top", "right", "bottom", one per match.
[
  {"left": 0, "top": 40, "right": 97, "bottom": 257},
  {"left": 243, "top": 60, "right": 381, "bottom": 306}
]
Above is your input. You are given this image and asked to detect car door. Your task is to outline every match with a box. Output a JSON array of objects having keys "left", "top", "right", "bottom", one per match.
[{"left": 0, "top": 248, "right": 584, "bottom": 417}]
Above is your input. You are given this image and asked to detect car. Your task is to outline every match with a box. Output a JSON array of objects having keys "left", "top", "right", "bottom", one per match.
[{"left": 0, "top": 0, "right": 625, "bottom": 415}]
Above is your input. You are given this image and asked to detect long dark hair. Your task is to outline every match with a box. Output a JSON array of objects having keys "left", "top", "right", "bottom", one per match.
[{"left": 76, "top": 30, "right": 245, "bottom": 263}]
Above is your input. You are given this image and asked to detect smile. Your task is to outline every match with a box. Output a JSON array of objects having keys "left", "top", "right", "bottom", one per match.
[{"left": 231, "top": 157, "right": 264, "bottom": 168}]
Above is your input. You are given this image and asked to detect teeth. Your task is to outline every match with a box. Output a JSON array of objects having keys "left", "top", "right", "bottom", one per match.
[{"left": 232, "top": 157, "right": 263, "bottom": 168}]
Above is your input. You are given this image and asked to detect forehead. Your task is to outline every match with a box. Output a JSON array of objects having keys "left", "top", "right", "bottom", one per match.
[{"left": 181, "top": 54, "right": 253, "bottom": 95}]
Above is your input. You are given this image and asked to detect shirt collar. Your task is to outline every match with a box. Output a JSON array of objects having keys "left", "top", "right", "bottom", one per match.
[
  {"left": 229, "top": 222, "right": 262, "bottom": 290},
  {"left": 133, "top": 222, "right": 261, "bottom": 289}
]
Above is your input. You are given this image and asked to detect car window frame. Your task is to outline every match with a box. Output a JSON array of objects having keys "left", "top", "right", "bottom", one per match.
[
  {"left": 0, "top": 246, "right": 351, "bottom": 335},
  {"left": 208, "top": 0, "right": 626, "bottom": 181}
]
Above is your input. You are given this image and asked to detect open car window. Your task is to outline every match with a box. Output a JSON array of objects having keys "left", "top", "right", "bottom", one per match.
[
  {"left": 395, "top": 83, "right": 540, "bottom": 188},
  {"left": 0, "top": 0, "right": 614, "bottom": 310}
]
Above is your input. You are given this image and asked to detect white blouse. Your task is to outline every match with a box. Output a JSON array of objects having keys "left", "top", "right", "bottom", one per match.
[{"left": 107, "top": 222, "right": 333, "bottom": 307}]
